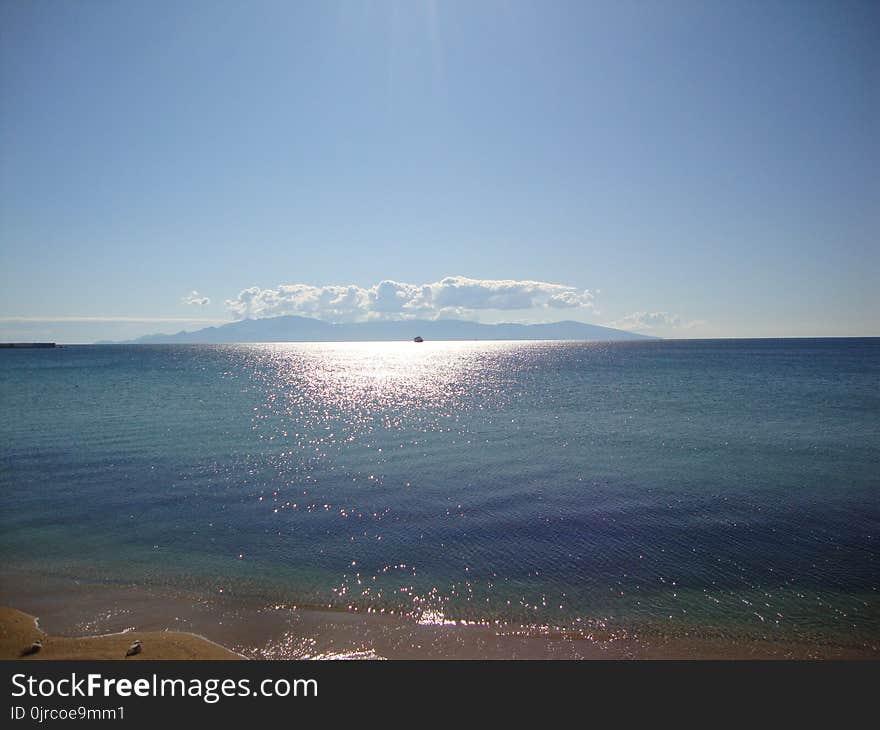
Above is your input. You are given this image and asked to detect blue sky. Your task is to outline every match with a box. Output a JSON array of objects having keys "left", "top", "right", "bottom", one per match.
[{"left": 1, "top": 0, "right": 877, "bottom": 342}]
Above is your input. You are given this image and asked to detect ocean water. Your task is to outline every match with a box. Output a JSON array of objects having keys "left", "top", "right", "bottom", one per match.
[{"left": 1, "top": 339, "right": 878, "bottom": 654}]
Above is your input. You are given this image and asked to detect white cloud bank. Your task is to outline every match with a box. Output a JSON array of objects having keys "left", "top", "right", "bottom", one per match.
[
  {"left": 610, "top": 311, "right": 703, "bottom": 332},
  {"left": 182, "top": 291, "right": 210, "bottom": 306},
  {"left": 225, "top": 276, "right": 595, "bottom": 322}
]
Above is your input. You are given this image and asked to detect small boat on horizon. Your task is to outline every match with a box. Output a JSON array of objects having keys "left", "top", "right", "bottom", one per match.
[{"left": 413, "top": 336, "right": 424, "bottom": 343}]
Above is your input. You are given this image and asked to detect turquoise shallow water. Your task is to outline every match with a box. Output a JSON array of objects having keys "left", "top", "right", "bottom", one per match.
[{"left": 1, "top": 339, "right": 878, "bottom": 650}]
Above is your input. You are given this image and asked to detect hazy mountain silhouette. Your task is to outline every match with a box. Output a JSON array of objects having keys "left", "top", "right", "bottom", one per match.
[{"left": 109, "top": 315, "right": 656, "bottom": 344}]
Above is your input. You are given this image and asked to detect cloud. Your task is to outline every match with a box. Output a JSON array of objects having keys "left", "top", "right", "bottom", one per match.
[
  {"left": 225, "top": 276, "right": 596, "bottom": 322},
  {"left": 182, "top": 291, "right": 210, "bottom": 306},
  {"left": 614, "top": 312, "right": 681, "bottom": 330},
  {"left": 610, "top": 311, "right": 685, "bottom": 331}
]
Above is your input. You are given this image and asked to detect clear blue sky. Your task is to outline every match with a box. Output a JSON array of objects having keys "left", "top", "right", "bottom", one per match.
[{"left": 1, "top": 0, "right": 877, "bottom": 342}]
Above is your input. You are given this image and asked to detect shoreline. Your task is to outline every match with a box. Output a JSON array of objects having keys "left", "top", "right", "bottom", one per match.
[
  {"left": 0, "top": 606, "right": 242, "bottom": 660},
  {"left": 1, "top": 571, "right": 876, "bottom": 660}
]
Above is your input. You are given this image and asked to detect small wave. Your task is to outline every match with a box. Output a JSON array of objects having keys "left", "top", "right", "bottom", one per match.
[{"left": 304, "top": 649, "right": 386, "bottom": 660}]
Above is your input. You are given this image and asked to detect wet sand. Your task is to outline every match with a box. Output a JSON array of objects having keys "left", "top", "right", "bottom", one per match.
[{"left": 0, "top": 606, "right": 241, "bottom": 660}]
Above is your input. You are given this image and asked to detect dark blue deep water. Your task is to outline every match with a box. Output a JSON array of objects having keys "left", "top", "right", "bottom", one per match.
[{"left": 1, "top": 339, "right": 878, "bottom": 648}]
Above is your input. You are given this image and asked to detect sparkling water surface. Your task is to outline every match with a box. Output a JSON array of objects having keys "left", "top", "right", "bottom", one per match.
[{"left": 1, "top": 339, "right": 878, "bottom": 649}]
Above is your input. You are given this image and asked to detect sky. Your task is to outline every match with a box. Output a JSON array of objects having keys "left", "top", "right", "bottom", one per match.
[{"left": 1, "top": 0, "right": 878, "bottom": 342}]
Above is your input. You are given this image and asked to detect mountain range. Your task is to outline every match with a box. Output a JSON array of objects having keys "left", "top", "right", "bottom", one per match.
[{"left": 108, "top": 315, "right": 656, "bottom": 344}]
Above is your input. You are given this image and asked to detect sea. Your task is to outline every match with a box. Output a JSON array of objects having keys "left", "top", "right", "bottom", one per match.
[{"left": 1, "top": 339, "right": 878, "bottom": 658}]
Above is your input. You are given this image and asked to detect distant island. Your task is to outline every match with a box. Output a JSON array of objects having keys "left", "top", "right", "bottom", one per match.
[
  {"left": 105, "top": 315, "right": 656, "bottom": 344},
  {"left": 0, "top": 342, "right": 59, "bottom": 348}
]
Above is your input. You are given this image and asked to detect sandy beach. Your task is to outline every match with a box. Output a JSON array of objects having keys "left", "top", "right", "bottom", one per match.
[{"left": 0, "top": 606, "right": 241, "bottom": 661}]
